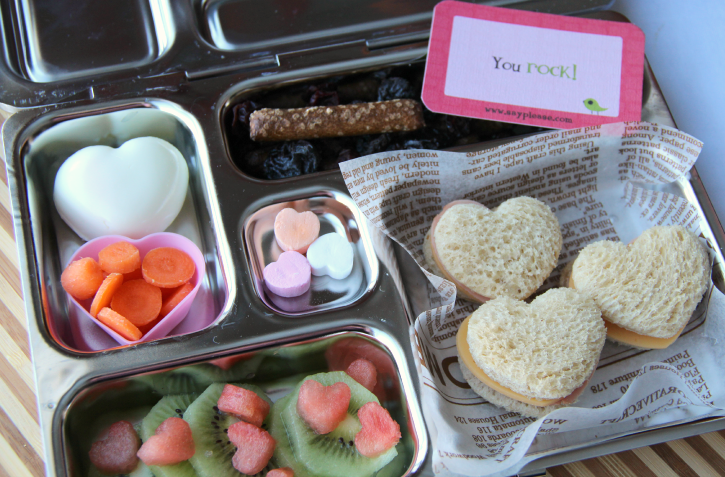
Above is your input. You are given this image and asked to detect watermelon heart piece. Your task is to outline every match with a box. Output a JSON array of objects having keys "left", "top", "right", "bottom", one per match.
[
  {"left": 296, "top": 379, "right": 351, "bottom": 434},
  {"left": 228, "top": 421, "right": 276, "bottom": 475},
  {"left": 217, "top": 384, "right": 271, "bottom": 427},
  {"left": 267, "top": 467, "right": 295, "bottom": 477},
  {"left": 89, "top": 420, "right": 141, "bottom": 475},
  {"left": 137, "top": 417, "right": 195, "bottom": 466},
  {"left": 354, "top": 402, "right": 401, "bottom": 458},
  {"left": 345, "top": 358, "right": 377, "bottom": 392}
]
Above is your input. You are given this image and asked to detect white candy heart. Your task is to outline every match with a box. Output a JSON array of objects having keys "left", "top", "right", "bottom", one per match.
[
  {"left": 306, "top": 233, "right": 354, "bottom": 280},
  {"left": 53, "top": 137, "right": 189, "bottom": 241}
]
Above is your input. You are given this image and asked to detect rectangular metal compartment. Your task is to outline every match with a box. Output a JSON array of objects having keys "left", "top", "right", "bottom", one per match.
[
  {"left": 1, "top": 2, "right": 724, "bottom": 476},
  {"left": 21, "top": 105, "right": 233, "bottom": 352},
  {"left": 62, "top": 330, "right": 425, "bottom": 477}
]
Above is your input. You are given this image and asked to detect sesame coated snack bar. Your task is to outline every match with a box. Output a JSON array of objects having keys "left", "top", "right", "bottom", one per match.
[{"left": 249, "top": 99, "right": 425, "bottom": 142}]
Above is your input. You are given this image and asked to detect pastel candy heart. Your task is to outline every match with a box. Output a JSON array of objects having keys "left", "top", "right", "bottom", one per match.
[
  {"left": 263, "top": 251, "right": 311, "bottom": 297},
  {"left": 53, "top": 137, "right": 189, "bottom": 241},
  {"left": 274, "top": 208, "right": 320, "bottom": 253},
  {"left": 306, "top": 233, "right": 354, "bottom": 279}
]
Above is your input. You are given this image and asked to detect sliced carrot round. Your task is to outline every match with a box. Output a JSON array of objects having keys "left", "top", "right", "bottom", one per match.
[
  {"left": 142, "top": 247, "right": 195, "bottom": 289},
  {"left": 159, "top": 282, "right": 194, "bottom": 319},
  {"left": 90, "top": 273, "right": 124, "bottom": 318},
  {"left": 97, "top": 307, "right": 142, "bottom": 341},
  {"left": 99, "top": 242, "right": 141, "bottom": 274},
  {"left": 111, "top": 279, "right": 162, "bottom": 327},
  {"left": 123, "top": 268, "right": 144, "bottom": 282},
  {"left": 137, "top": 317, "right": 161, "bottom": 336},
  {"left": 61, "top": 257, "right": 104, "bottom": 300}
]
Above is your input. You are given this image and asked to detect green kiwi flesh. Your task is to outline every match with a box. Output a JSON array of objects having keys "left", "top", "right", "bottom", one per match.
[
  {"left": 179, "top": 354, "right": 265, "bottom": 385},
  {"left": 137, "top": 372, "right": 206, "bottom": 395},
  {"left": 87, "top": 461, "right": 153, "bottom": 477},
  {"left": 281, "top": 371, "right": 397, "bottom": 477},
  {"left": 139, "top": 394, "right": 199, "bottom": 477},
  {"left": 267, "top": 394, "right": 312, "bottom": 477},
  {"left": 184, "top": 383, "right": 272, "bottom": 477}
]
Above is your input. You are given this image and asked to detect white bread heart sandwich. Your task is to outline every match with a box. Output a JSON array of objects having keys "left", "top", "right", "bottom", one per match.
[
  {"left": 424, "top": 197, "right": 562, "bottom": 303},
  {"left": 568, "top": 225, "right": 710, "bottom": 349},
  {"left": 457, "top": 288, "right": 606, "bottom": 417}
]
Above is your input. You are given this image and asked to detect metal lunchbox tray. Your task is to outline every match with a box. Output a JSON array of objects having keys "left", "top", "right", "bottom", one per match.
[{"left": 1, "top": 1, "right": 724, "bottom": 476}]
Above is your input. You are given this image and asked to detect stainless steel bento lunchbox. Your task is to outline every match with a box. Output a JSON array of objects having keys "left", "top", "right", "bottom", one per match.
[{"left": 1, "top": 0, "right": 724, "bottom": 476}]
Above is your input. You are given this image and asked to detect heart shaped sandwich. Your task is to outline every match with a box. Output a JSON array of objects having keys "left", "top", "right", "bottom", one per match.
[
  {"left": 457, "top": 288, "right": 605, "bottom": 417},
  {"left": 426, "top": 197, "right": 562, "bottom": 302},
  {"left": 569, "top": 226, "right": 710, "bottom": 349},
  {"left": 53, "top": 137, "right": 189, "bottom": 241}
]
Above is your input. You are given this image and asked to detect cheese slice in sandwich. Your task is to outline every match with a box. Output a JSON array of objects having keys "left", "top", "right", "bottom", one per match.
[
  {"left": 457, "top": 317, "right": 560, "bottom": 407},
  {"left": 569, "top": 226, "right": 710, "bottom": 349},
  {"left": 456, "top": 289, "right": 606, "bottom": 418}
]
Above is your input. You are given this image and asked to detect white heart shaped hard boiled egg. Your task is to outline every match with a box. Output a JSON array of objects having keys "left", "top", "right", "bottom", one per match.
[{"left": 53, "top": 137, "right": 189, "bottom": 241}]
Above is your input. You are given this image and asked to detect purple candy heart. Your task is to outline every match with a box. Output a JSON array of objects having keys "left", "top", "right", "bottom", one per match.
[{"left": 263, "top": 251, "right": 311, "bottom": 297}]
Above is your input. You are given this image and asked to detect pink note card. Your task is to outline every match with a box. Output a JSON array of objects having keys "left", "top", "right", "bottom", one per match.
[{"left": 422, "top": 1, "right": 645, "bottom": 129}]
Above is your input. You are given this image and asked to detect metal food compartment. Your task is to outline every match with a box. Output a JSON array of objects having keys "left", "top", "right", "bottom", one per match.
[
  {"left": 1, "top": 1, "right": 724, "bottom": 476},
  {"left": 221, "top": 62, "right": 544, "bottom": 181},
  {"left": 62, "top": 330, "right": 425, "bottom": 477},
  {"left": 20, "top": 106, "right": 232, "bottom": 352},
  {"left": 244, "top": 193, "right": 378, "bottom": 316}
]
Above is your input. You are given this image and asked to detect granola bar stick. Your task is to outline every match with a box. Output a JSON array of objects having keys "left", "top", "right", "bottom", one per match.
[{"left": 249, "top": 99, "right": 425, "bottom": 142}]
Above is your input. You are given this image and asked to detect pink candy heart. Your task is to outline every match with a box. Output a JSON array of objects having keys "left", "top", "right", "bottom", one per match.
[{"left": 263, "top": 251, "right": 311, "bottom": 297}]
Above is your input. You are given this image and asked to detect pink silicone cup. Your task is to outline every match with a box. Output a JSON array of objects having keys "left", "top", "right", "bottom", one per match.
[{"left": 64, "top": 232, "right": 206, "bottom": 346}]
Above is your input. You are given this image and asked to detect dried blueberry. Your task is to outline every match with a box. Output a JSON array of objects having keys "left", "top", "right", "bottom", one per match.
[
  {"left": 309, "top": 89, "right": 339, "bottom": 106},
  {"left": 304, "top": 83, "right": 339, "bottom": 106},
  {"left": 263, "top": 141, "right": 320, "bottom": 180},
  {"left": 377, "top": 77, "right": 416, "bottom": 101},
  {"left": 231, "top": 100, "right": 260, "bottom": 130},
  {"left": 427, "top": 114, "right": 473, "bottom": 148},
  {"left": 402, "top": 138, "right": 440, "bottom": 150},
  {"left": 356, "top": 134, "right": 391, "bottom": 156}
]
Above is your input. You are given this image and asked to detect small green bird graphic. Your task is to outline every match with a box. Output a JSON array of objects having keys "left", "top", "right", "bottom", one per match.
[{"left": 584, "top": 98, "right": 607, "bottom": 115}]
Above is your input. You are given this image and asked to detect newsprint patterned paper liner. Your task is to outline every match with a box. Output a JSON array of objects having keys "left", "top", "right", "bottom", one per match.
[{"left": 339, "top": 122, "right": 725, "bottom": 476}]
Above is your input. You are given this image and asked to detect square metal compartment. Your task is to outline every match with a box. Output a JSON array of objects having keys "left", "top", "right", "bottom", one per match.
[
  {"left": 243, "top": 191, "right": 378, "bottom": 316},
  {"left": 14, "top": 0, "right": 171, "bottom": 83}
]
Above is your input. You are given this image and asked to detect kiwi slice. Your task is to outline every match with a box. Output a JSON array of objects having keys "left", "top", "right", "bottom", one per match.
[
  {"left": 87, "top": 461, "right": 153, "bottom": 477},
  {"left": 280, "top": 371, "right": 398, "bottom": 477},
  {"left": 139, "top": 394, "right": 199, "bottom": 477},
  {"left": 267, "top": 394, "right": 311, "bottom": 477},
  {"left": 184, "top": 383, "right": 272, "bottom": 477},
  {"left": 136, "top": 371, "right": 206, "bottom": 395},
  {"left": 255, "top": 342, "right": 329, "bottom": 381},
  {"left": 179, "top": 354, "right": 265, "bottom": 385}
]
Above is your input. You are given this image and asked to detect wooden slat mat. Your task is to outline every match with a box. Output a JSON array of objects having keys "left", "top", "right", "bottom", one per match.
[{"left": 0, "top": 149, "right": 723, "bottom": 477}]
